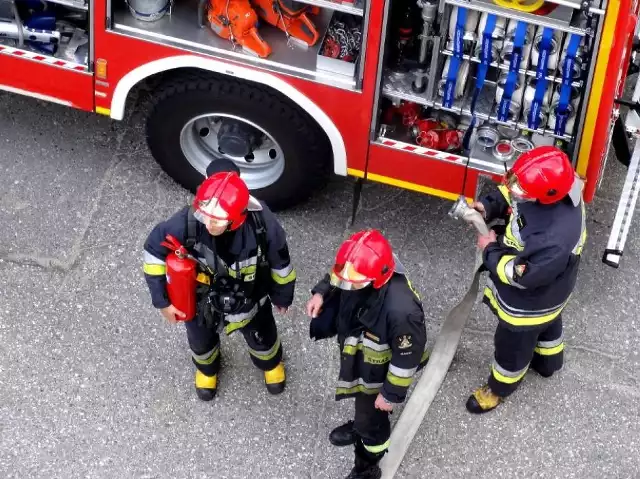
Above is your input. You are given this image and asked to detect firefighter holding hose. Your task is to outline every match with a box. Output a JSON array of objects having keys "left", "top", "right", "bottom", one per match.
[
  {"left": 142, "top": 159, "right": 296, "bottom": 400},
  {"left": 306, "top": 230, "right": 429, "bottom": 479},
  {"left": 467, "top": 145, "right": 587, "bottom": 413}
]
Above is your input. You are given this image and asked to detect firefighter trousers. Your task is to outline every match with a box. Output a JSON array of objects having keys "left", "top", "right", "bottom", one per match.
[
  {"left": 488, "top": 315, "right": 564, "bottom": 397},
  {"left": 185, "top": 299, "right": 283, "bottom": 377},
  {"left": 353, "top": 394, "right": 391, "bottom": 462}
]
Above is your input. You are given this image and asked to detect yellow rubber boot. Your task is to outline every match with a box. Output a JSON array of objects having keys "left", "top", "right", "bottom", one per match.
[
  {"left": 195, "top": 370, "right": 217, "bottom": 401},
  {"left": 264, "top": 362, "right": 286, "bottom": 395},
  {"left": 466, "top": 384, "right": 502, "bottom": 414}
]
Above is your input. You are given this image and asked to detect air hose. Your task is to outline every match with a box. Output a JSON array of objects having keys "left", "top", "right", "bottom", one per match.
[{"left": 380, "top": 196, "right": 489, "bottom": 478}]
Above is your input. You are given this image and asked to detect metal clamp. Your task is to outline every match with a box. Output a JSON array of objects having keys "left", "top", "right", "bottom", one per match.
[
  {"left": 531, "top": 28, "right": 562, "bottom": 71},
  {"left": 477, "top": 123, "right": 500, "bottom": 149},
  {"left": 495, "top": 72, "right": 525, "bottom": 121},
  {"left": 493, "top": 139, "right": 515, "bottom": 162},
  {"left": 511, "top": 135, "right": 535, "bottom": 157},
  {"left": 477, "top": 12, "right": 506, "bottom": 40},
  {"left": 497, "top": 125, "right": 520, "bottom": 140},
  {"left": 523, "top": 78, "right": 551, "bottom": 128},
  {"left": 448, "top": 6, "right": 480, "bottom": 46},
  {"left": 501, "top": 19, "right": 533, "bottom": 65},
  {"left": 438, "top": 57, "right": 469, "bottom": 99}
]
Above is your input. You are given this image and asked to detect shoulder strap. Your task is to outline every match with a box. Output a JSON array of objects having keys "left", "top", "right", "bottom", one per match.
[
  {"left": 185, "top": 207, "right": 198, "bottom": 250},
  {"left": 250, "top": 211, "right": 268, "bottom": 263}
]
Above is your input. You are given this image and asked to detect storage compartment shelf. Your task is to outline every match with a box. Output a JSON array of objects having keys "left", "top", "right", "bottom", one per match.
[
  {"left": 0, "top": 42, "right": 88, "bottom": 71},
  {"left": 381, "top": 71, "right": 574, "bottom": 142},
  {"left": 381, "top": 71, "right": 434, "bottom": 106},
  {"left": 374, "top": 129, "right": 556, "bottom": 178},
  {"left": 111, "top": 0, "right": 359, "bottom": 90},
  {"left": 441, "top": 49, "right": 582, "bottom": 88},
  {"left": 46, "top": 0, "right": 88, "bottom": 11},
  {"left": 293, "top": 0, "right": 364, "bottom": 16},
  {"left": 444, "top": 0, "right": 587, "bottom": 36},
  {"left": 0, "top": 0, "right": 90, "bottom": 72}
]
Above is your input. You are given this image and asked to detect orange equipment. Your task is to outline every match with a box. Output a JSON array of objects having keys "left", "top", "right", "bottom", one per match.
[
  {"left": 250, "top": 0, "right": 320, "bottom": 47},
  {"left": 207, "top": 0, "right": 272, "bottom": 58}
]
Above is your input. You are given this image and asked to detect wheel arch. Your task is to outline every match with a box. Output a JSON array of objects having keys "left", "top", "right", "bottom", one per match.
[{"left": 110, "top": 56, "right": 346, "bottom": 176}]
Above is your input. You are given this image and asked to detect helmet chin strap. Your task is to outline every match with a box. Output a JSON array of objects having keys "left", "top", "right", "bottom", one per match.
[{"left": 511, "top": 193, "right": 534, "bottom": 203}]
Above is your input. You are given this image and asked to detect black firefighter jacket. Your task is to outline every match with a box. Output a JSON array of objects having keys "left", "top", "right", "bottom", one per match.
[
  {"left": 480, "top": 184, "right": 587, "bottom": 330},
  {"left": 142, "top": 198, "right": 296, "bottom": 334},
  {"left": 311, "top": 263, "right": 428, "bottom": 404}
]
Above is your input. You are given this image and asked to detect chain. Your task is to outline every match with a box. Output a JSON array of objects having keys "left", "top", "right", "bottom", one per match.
[{"left": 322, "top": 19, "right": 362, "bottom": 60}]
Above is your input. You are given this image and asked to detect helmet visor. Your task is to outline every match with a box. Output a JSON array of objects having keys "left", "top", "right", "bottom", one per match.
[
  {"left": 329, "top": 262, "right": 372, "bottom": 291},
  {"left": 194, "top": 200, "right": 231, "bottom": 228},
  {"left": 504, "top": 170, "right": 533, "bottom": 201}
]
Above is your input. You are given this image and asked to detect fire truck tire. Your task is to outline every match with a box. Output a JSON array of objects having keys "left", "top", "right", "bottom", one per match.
[{"left": 145, "top": 73, "right": 332, "bottom": 211}]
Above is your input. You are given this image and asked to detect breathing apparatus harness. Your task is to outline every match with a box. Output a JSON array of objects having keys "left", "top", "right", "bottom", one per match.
[{"left": 185, "top": 207, "right": 269, "bottom": 326}]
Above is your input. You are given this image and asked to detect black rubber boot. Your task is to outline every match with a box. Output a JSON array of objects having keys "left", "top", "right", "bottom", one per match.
[
  {"left": 345, "top": 443, "right": 383, "bottom": 479},
  {"left": 196, "top": 388, "right": 217, "bottom": 401},
  {"left": 531, "top": 364, "right": 554, "bottom": 378},
  {"left": 345, "top": 452, "right": 382, "bottom": 479},
  {"left": 330, "top": 420, "right": 356, "bottom": 447},
  {"left": 530, "top": 357, "right": 555, "bottom": 378}
]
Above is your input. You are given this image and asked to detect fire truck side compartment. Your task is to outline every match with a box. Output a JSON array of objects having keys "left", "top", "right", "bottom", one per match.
[{"left": 366, "top": 0, "right": 620, "bottom": 203}]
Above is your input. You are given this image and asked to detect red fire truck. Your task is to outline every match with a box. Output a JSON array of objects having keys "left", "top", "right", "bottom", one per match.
[{"left": 1, "top": 0, "right": 638, "bottom": 265}]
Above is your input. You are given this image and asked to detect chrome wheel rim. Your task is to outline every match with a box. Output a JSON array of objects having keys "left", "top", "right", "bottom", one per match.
[{"left": 179, "top": 113, "right": 285, "bottom": 190}]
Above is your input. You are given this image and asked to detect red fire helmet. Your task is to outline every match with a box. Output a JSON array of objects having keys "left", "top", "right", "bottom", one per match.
[
  {"left": 330, "top": 229, "right": 395, "bottom": 290},
  {"left": 504, "top": 145, "right": 576, "bottom": 204},
  {"left": 192, "top": 171, "right": 250, "bottom": 231}
]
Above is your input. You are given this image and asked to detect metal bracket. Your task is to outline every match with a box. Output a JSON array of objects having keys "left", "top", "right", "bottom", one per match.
[
  {"left": 580, "top": 0, "right": 592, "bottom": 16},
  {"left": 612, "top": 115, "right": 632, "bottom": 167},
  {"left": 350, "top": 177, "right": 364, "bottom": 226}
]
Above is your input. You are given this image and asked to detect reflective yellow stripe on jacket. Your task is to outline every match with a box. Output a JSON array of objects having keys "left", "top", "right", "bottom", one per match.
[
  {"left": 143, "top": 251, "right": 167, "bottom": 276},
  {"left": 271, "top": 264, "right": 296, "bottom": 285}
]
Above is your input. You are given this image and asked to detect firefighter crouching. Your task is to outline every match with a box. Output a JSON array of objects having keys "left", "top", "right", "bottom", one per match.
[
  {"left": 142, "top": 159, "right": 296, "bottom": 400},
  {"left": 467, "top": 146, "right": 587, "bottom": 414},
  {"left": 306, "top": 230, "right": 428, "bottom": 479}
]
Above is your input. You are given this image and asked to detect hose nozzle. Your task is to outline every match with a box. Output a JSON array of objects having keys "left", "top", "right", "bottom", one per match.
[{"left": 448, "top": 196, "right": 490, "bottom": 236}]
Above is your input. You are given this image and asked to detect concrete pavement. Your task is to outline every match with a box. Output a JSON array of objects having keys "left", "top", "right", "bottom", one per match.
[{"left": 0, "top": 90, "right": 638, "bottom": 479}]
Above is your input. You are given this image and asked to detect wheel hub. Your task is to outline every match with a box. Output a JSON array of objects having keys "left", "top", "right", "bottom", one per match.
[
  {"left": 217, "top": 120, "right": 261, "bottom": 158},
  {"left": 179, "top": 113, "right": 286, "bottom": 190}
]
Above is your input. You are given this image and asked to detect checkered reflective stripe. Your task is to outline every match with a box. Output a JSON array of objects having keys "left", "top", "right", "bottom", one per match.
[
  {"left": 0, "top": 45, "right": 87, "bottom": 72},
  {"left": 377, "top": 138, "right": 467, "bottom": 163}
]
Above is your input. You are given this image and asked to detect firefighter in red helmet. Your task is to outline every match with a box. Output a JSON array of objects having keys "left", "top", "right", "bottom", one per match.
[
  {"left": 306, "top": 230, "right": 428, "bottom": 479},
  {"left": 142, "top": 159, "right": 296, "bottom": 400},
  {"left": 467, "top": 145, "right": 587, "bottom": 413}
]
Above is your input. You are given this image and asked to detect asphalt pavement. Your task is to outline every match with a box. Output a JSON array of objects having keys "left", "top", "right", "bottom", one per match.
[{"left": 0, "top": 89, "right": 639, "bottom": 479}]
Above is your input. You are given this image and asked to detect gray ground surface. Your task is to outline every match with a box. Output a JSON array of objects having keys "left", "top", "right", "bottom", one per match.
[{"left": 0, "top": 89, "right": 639, "bottom": 479}]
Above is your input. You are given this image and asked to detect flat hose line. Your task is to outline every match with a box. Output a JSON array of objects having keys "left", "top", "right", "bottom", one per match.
[{"left": 380, "top": 200, "right": 489, "bottom": 478}]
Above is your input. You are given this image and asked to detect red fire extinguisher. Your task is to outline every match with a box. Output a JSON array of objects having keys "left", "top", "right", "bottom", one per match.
[{"left": 160, "top": 234, "right": 198, "bottom": 322}]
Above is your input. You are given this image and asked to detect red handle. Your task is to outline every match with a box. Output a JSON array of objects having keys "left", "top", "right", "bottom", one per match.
[{"left": 160, "top": 234, "right": 188, "bottom": 256}]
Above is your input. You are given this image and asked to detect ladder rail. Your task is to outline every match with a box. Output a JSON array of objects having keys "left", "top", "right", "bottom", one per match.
[{"left": 603, "top": 120, "right": 640, "bottom": 267}]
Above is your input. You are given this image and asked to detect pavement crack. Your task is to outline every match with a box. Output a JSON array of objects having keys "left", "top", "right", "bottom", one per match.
[
  {"left": 0, "top": 123, "right": 129, "bottom": 273},
  {"left": 568, "top": 343, "right": 619, "bottom": 361}
]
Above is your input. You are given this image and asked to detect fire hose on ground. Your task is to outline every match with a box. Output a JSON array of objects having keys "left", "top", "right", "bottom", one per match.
[{"left": 379, "top": 196, "right": 489, "bottom": 478}]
